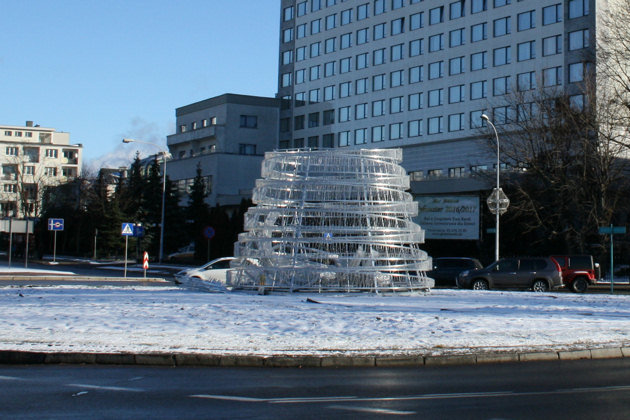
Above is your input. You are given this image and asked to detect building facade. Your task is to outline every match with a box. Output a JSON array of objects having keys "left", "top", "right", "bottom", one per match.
[
  {"left": 166, "top": 94, "right": 280, "bottom": 207},
  {"left": 277, "top": 0, "right": 595, "bottom": 195},
  {"left": 0, "top": 121, "right": 82, "bottom": 217}
]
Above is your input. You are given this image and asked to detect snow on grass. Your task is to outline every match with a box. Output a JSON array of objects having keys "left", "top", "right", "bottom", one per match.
[{"left": 1, "top": 285, "right": 629, "bottom": 356}]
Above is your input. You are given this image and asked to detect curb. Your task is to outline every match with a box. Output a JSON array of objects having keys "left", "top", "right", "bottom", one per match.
[{"left": 1, "top": 347, "right": 629, "bottom": 368}]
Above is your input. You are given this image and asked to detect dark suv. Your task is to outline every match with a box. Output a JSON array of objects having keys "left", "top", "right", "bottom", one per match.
[
  {"left": 550, "top": 255, "right": 600, "bottom": 293},
  {"left": 428, "top": 257, "right": 483, "bottom": 287},
  {"left": 456, "top": 257, "right": 563, "bottom": 292}
]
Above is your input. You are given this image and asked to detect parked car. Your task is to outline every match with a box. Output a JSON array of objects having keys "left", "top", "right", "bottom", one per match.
[
  {"left": 167, "top": 243, "right": 195, "bottom": 262},
  {"left": 428, "top": 257, "right": 483, "bottom": 287},
  {"left": 550, "top": 255, "right": 600, "bottom": 293},
  {"left": 174, "top": 257, "right": 235, "bottom": 284},
  {"left": 456, "top": 257, "right": 563, "bottom": 292}
]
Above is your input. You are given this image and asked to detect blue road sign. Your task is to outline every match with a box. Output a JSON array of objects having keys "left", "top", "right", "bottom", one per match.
[
  {"left": 121, "top": 223, "right": 134, "bottom": 236},
  {"left": 599, "top": 226, "right": 626, "bottom": 235},
  {"left": 133, "top": 225, "right": 145, "bottom": 237},
  {"left": 203, "top": 226, "right": 215, "bottom": 240},
  {"left": 48, "top": 218, "right": 64, "bottom": 231}
]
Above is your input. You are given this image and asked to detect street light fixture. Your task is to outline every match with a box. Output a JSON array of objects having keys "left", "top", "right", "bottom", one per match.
[
  {"left": 480, "top": 114, "right": 509, "bottom": 262},
  {"left": 122, "top": 138, "right": 170, "bottom": 263}
]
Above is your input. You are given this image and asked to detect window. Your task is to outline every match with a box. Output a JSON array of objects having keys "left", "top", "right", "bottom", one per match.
[
  {"left": 543, "top": 66, "right": 562, "bottom": 86},
  {"left": 372, "top": 125, "right": 385, "bottom": 142},
  {"left": 570, "top": 94, "right": 585, "bottom": 110},
  {"left": 283, "top": 28, "right": 293, "bottom": 43},
  {"left": 14, "top": 132, "right": 22, "bottom": 137},
  {"left": 449, "top": 167, "right": 465, "bottom": 178},
  {"left": 470, "top": 110, "right": 487, "bottom": 128},
  {"left": 309, "top": 88, "right": 320, "bottom": 103},
  {"left": 429, "top": 33, "right": 444, "bottom": 52},
  {"left": 340, "top": 81, "right": 351, "bottom": 97},
  {"left": 372, "top": 99, "right": 385, "bottom": 116},
  {"left": 390, "top": 123, "right": 403, "bottom": 140},
  {"left": 3, "top": 131, "right": 11, "bottom": 136},
  {"left": 428, "top": 116, "right": 444, "bottom": 134},
  {"left": 340, "top": 33, "right": 352, "bottom": 49},
  {"left": 409, "top": 92, "right": 423, "bottom": 110},
  {"left": 543, "top": 4, "right": 562, "bottom": 25},
  {"left": 309, "top": 112, "right": 320, "bottom": 128},
  {"left": 494, "top": 0, "right": 510, "bottom": 7},
  {"left": 517, "top": 41, "right": 535, "bottom": 61},
  {"left": 409, "top": 65, "right": 424, "bottom": 83},
  {"left": 517, "top": 102, "right": 534, "bottom": 122},
  {"left": 410, "top": 12, "right": 423, "bottom": 30},
  {"left": 391, "top": 18, "right": 404, "bottom": 35},
  {"left": 297, "top": 46, "right": 307, "bottom": 61},
  {"left": 340, "top": 57, "right": 351, "bottom": 73},
  {"left": 3, "top": 184, "right": 16, "bottom": 193},
  {"left": 355, "top": 103, "right": 368, "bottom": 119},
  {"left": 280, "top": 118, "right": 290, "bottom": 133},
  {"left": 308, "top": 136, "right": 318, "bottom": 148},
  {"left": 358, "top": 3, "right": 369, "bottom": 20},
  {"left": 296, "top": 69, "right": 305, "bottom": 84},
  {"left": 326, "top": 13, "right": 336, "bottom": 30},
  {"left": 471, "top": 51, "right": 487, "bottom": 70},
  {"left": 373, "top": 74, "right": 385, "bottom": 90},
  {"left": 374, "top": 0, "right": 385, "bottom": 15},
  {"left": 312, "top": 0, "right": 321, "bottom": 12},
  {"left": 409, "top": 38, "right": 424, "bottom": 56},
  {"left": 45, "top": 149, "right": 58, "bottom": 158},
  {"left": 310, "top": 65, "right": 320, "bottom": 81},
  {"left": 391, "top": 43, "right": 403, "bottom": 61},
  {"left": 569, "top": 62, "right": 585, "bottom": 83},
  {"left": 569, "top": 29, "right": 589, "bottom": 51},
  {"left": 325, "top": 61, "right": 335, "bottom": 77},
  {"left": 517, "top": 10, "right": 535, "bottom": 31},
  {"left": 323, "top": 109, "right": 335, "bottom": 125},
  {"left": 471, "top": 22, "right": 487, "bottom": 42},
  {"left": 294, "top": 115, "right": 305, "bottom": 130},
  {"left": 408, "top": 119, "right": 423, "bottom": 137},
  {"left": 569, "top": 0, "right": 589, "bottom": 19},
  {"left": 297, "top": 2, "right": 307, "bottom": 16},
  {"left": 517, "top": 71, "right": 536, "bottom": 91},
  {"left": 448, "top": 113, "right": 464, "bottom": 132},
  {"left": 449, "top": 56, "right": 465, "bottom": 75},
  {"left": 428, "top": 88, "right": 444, "bottom": 107},
  {"left": 295, "top": 92, "right": 305, "bottom": 107},
  {"left": 325, "top": 38, "right": 335, "bottom": 54},
  {"left": 356, "top": 27, "right": 369, "bottom": 44},
  {"left": 390, "top": 70, "right": 404, "bottom": 87},
  {"left": 339, "top": 106, "right": 351, "bottom": 122},
  {"left": 471, "top": 0, "right": 487, "bottom": 14},
  {"left": 429, "top": 61, "right": 444, "bottom": 79},
  {"left": 493, "top": 106, "right": 511, "bottom": 125},
  {"left": 470, "top": 80, "right": 487, "bottom": 99},
  {"left": 282, "top": 50, "right": 293, "bottom": 65},
  {"left": 240, "top": 115, "right": 258, "bottom": 128},
  {"left": 543, "top": 35, "right": 562, "bottom": 56},
  {"left": 339, "top": 131, "right": 350, "bottom": 147},
  {"left": 45, "top": 167, "right": 58, "bottom": 177},
  {"left": 341, "top": 8, "right": 352, "bottom": 25},
  {"left": 355, "top": 128, "right": 367, "bottom": 145},
  {"left": 391, "top": 0, "right": 404, "bottom": 10},
  {"left": 429, "top": 6, "right": 444, "bottom": 25},
  {"left": 310, "top": 42, "right": 320, "bottom": 57},
  {"left": 326, "top": 0, "right": 336, "bottom": 7},
  {"left": 356, "top": 77, "right": 368, "bottom": 94},
  {"left": 390, "top": 96, "right": 403, "bottom": 113},
  {"left": 297, "top": 23, "right": 307, "bottom": 39},
  {"left": 493, "top": 46, "right": 511, "bottom": 66},
  {"left": 449, "top": 28, "right": 465, "bottom": 47},
  {"left": 449, "top": 84, "right": 465, "bottom": 103},
  {"left": 5, "top": 147, "right": 18, "bottom": 156},
  {"left": 493, "top": 76, "right": 510, "bottom": 96},
  {"left": 323, "top": 134, "right": 334, "bottom": 148},
  {"left": 373, "top": 23, "right": 386, "bottom": 40},
  {"left": 450, "top": 1, "right": 464, "bottom": 19},
  {"left": 493, "top": 17, "right": 510, "bottom": 37},
  {"left": 373, "top": 48, "right": 385, "bottom": 65}
]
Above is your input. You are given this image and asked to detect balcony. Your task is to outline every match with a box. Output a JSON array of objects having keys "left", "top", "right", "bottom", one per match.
[{"left": 167, "top": 125, "right": 217, "bottom": 147}]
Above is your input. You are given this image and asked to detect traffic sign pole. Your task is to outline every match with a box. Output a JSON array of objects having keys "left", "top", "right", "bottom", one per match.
[
  {"left": 124, "top": 235, "right": 128, "bottom": 279},
  {"left": 53, "top": 231, "right": 57, "bottom": 263}
]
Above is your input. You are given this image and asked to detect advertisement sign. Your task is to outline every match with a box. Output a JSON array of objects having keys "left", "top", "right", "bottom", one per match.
[{"left": 414, "top": 196, "right": 480, "bottom": 240}]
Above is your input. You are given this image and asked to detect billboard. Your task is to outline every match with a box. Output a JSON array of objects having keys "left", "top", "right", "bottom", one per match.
[{"left": 414, "top": 196, "right": 480, "bottom": 240}]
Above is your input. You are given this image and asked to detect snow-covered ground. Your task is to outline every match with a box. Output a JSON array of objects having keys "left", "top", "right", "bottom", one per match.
[{"left": 2, "top": 277, "right": 629, "bottom": 356}]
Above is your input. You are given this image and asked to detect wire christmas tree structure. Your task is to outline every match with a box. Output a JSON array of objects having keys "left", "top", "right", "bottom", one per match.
[{"left": 228, "top": 148, "right": 433, "bottom": 292}]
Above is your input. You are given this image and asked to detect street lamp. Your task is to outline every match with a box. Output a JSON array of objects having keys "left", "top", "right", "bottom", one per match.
[
  {"left": 122, "top": 138, "right": 170, "bottom": 263},
  {"left": 480, "top": 114, "right": 509, "bottom": 262}
]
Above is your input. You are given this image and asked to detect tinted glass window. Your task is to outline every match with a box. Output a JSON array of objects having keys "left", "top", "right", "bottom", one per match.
[
  {"left": 568, "top": 256, "right": 592, "bottom": 269},
  {"left": 496, "top": 259, "right": 518, "bottom": 272}
]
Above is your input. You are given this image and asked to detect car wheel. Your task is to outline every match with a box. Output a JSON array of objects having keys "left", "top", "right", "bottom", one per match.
[
  {"left": 472, "top": 279, "right": 489, "bottom": 290},
  {"left": 532, "top": 280, "right": 549, "bottom": 292},
  {"left": 571, "top": 277, "right": 588, "bottom": 293}
]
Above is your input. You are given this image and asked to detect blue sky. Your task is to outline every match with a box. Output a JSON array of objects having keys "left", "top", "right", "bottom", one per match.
[{"left": 2, "top": 0, "right": 279, "bottom": 170}]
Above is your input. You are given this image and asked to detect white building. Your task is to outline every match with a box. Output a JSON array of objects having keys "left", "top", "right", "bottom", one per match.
[
  {"left": 0, "top": 121, "right": 82, "bottom": 217},
  {"left": 277, "top": 0, "right": 595, "bottom": 195}
]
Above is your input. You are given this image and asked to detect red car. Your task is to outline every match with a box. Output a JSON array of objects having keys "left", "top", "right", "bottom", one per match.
[{"left": 550, "top": 255, "right": 600, "bottom": 293}]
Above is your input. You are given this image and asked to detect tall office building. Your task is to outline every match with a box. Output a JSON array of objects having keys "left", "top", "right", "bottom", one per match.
[{"left": 277, "top": 0, "right": 595, "bottom": 197}]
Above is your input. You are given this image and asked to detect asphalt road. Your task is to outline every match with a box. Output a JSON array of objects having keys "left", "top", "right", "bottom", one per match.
[{"left": 1, "top": 359, "right": 630, "bottom": 419}]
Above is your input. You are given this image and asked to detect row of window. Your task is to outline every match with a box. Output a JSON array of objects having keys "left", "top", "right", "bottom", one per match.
[
  {"left": 286, "top": 62, "right": 587, "bottom": 110},
  {"left": 284, "top": 0, "right": 588, "bottom": 24},
  {"left": 409, "top": 164, "right": 505, "bottom": 181},
  {"left": 2, "top": 147, "right": 78, "bottom": 159},
  {"left": 178, "top": 116, "right": 217, "bottom": 133},
  {"left": 0, "top": 165, "right": 77, "bottom": 178},
  {"left": 3, "top": 131, "right": 34, "bottom": 138}
]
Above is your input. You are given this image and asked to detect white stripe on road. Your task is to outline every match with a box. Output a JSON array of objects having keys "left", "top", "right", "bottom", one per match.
[
  {"left": 328, "top": 405, "right": 416, "bottom": 415},
  {"left": 67, "top": 383, "right": 144, "bottom": 392}
]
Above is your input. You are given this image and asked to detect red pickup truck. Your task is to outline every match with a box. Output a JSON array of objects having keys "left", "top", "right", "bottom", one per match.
[{"left": 550, "top": 255, "right": 600, "bottom": 293}]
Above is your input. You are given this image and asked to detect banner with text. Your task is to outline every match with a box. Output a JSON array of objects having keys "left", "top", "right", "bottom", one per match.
[{"left": 414, "top": 196, "right": 480, "bottom": 240}]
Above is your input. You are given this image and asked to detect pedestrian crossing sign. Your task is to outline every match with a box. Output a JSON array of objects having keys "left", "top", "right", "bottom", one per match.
[{"left": 121, "top": 223, "right": 134, "bottom": 236}]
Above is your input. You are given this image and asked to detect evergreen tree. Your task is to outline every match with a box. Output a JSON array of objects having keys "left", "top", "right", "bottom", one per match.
[{"left": 187, "top": 163, "right": 209, "bottom": 261}]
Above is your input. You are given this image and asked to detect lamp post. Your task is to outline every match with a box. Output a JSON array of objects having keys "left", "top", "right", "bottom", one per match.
[
  {"left": 480, "top": 114, "right": 507, "bottom": 262},
  {"left": 122, "top": 138, "right": 170, "bottom": 263}
]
